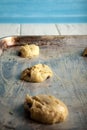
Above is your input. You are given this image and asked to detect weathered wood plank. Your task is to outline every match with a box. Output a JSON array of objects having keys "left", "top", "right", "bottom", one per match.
[
  {"left": 0, "top": 36, "right": 87, "bottom": 130},
  {"left": 0, "top": 24, "right": 20, "bottom": 38},
  {"left": 21, "top": 24, "right": 59, "bottom": 35},
  {"left": 56, "top": 24, "right": 87, "bottom": 35},
  {"left": 0, "top": 24, "right": 87, "bottom": 37}
]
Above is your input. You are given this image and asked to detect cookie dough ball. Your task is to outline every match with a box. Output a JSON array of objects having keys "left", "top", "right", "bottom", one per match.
[
  {"left": 82, "top": 47, "right": 87, "bottom": 57},
  {"left": 21, "top": 64, "right": 53, "bottom": 82},
  {"left": 24, "top": 94, "right": 68, "bottom": 124},
  {"left": 19, "top": 44, "right": 39, "bottom": 58}
]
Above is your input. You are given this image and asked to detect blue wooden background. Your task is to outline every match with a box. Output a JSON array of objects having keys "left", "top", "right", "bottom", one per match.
[{"left": 0, "top": 0, "right": 87, "bottom": 23}]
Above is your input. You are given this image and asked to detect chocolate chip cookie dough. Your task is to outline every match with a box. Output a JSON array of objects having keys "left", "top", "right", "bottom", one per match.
[
  {"left": 24, "top": 94, "right": 68, "bottom": 124},
  {"left": 21, "top": 64, "right": 53, "bottom": 82},
  {"left": 82, "top": 47, "right": 87, "bottom": 57},
  {"left": 19, "top": 44, "right": 39, "bottom": 58}
]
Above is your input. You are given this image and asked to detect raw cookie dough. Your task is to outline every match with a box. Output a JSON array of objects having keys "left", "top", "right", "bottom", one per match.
[
  {"left": 19, "top": 44, "right": 39, "bottom": 58},
  {"left": 24, "top": 94, "right": 68, "bottom": 124},
  {"left": 21, "top": 64, "right": 53, "bottom": 82},
  {"left": 82, "top": 47, "right": 87, "bottom": 57}
]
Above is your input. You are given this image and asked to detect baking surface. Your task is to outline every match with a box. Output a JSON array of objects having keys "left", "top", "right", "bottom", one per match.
[{"left": 0, "top": 36, "right": 87, "bottom": 130}]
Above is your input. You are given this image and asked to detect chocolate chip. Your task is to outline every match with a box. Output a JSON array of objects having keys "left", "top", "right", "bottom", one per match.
[
  {"left": 28, "top": 72, "right": 31, "bottom": 77},
  {"left": 18, "top": 51, "right": 22, "bottom": 56},
  {"left": 47, "top": 76, "right": 50, "bottom": 79},
  {"left": 27, "top": 102, "right": 32, "bottom": 108}
]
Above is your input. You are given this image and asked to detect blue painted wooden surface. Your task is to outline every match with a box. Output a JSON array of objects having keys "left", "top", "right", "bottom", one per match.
[{"left": 0, "top": 0, "right": 87, "bottom": 23}]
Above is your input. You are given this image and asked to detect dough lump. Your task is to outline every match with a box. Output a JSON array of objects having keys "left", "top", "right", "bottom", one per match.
[
  {"left": 21, "top": 64, "right": 53, "bottom": 82},
  {"left": 82, "top": 47, "right": 87, "bottom": 57},
  {"left": 19, "top": 44, "right": 39, "bottom": 58},
  {"left": 24, "top": 94, "right": 68, "bottom": 124}
]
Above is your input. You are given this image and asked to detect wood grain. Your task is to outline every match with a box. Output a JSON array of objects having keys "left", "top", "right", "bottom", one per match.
[{"left": 0, "top": 36, "right": 87, "bottom": 130}]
